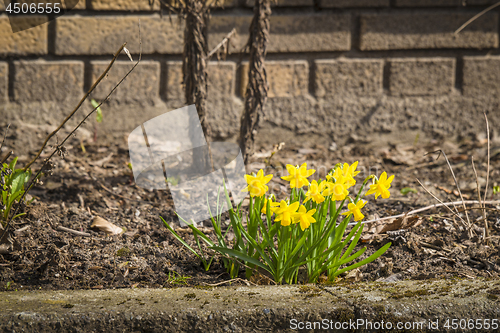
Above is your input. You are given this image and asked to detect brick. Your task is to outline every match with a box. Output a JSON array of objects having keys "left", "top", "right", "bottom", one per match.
[
  {"left": 389, "top": 58, "right": 455, "bottom": 96},
  {"left": 0, "top": 63, "right": 7, "bottom": 104},
  {"left": 165, "top": 61, "right": 236, "bottom": 101},
  {"left": 0, "top": 16, "right": 48, "bottom": 56},
  {"left": 314, "top": 59, "right": 383, "bottom": 98},
  {"left": 209, "top": 14, "right": 351, "bottom": 53},
  {"left": 13, "top": 61, "right": 84, "bottom": 102},
  {"left": 70, "top": 0, "right": 86, "bottom": 9},
  {"left": 240, "top": 61, "right": 309, "bottom": 98},
  {"left": 92, "top": 0, "right": 233, "bottom": 10},
  {"left": 245, "top": 0, "right": 314, "bottom": 6},
  {"left": 90, "top": 60, "right": 160, "bottom": 103},
  {"left": 55, "top": 16, "right": 184, "bottom": 55},
  {"left": 360, "top": 12, "right": 498, "bottom": 50},
  {"left": 463, "top": 56, "right": 500, "bottom": 97},
  {"left": 90, "top": 0, "right": 160, "bottom": 11},
  {"left": 319, "top": 0, "right": 389, "bottom": 7},
  {"left": 395, "top": 0, "right": 460, "bottom": 6},
  {"left": 26, "top": 0, "right": 86, "bottom": 10}
]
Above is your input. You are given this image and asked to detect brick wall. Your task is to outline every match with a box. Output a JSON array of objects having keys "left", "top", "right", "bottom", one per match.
[{"left": 1, "top": 0, "right": 500, "bottom": 152}]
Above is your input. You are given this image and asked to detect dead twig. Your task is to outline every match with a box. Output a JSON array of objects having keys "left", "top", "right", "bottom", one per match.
[
  {"left": 0, "top": 21, "right": 143, "bottom": 242},
  {"left": 23, "top": 43, "right": 127, "bottom": 172},
  {"left": 426, "top": 150, "right": 472, "bottom": 237},
  {"left": 419, "top": 241, "right": 451, "bottom": 253},
  {"left": 238, "top": 0, "right": 271, "bottom": 165},
  {"left": 455, "top": 1, "right": 500, "bottom": 34},
  {"left": 206, "top": 28, "right": 236, "bottom": 60},
  {"left": 483, "top": 112, "right": 491, "bottom": 244},
  {"left": 0, "top": 151, "right": 12, "bottom": 166},
  {"left": 416, "top": 178, "right": 469, "bottom": 229},
  {"left": 203, "top": 278, "right": 257, "bottom": 287},
  {"left": 56, "top": 226, "right": 91, "bottom": 237},
  {"left": 351, "top": 200, "right": 500, "bottom": 226},
  {"left": 471, "top": 157, "right": 487, "bottom": 241}
]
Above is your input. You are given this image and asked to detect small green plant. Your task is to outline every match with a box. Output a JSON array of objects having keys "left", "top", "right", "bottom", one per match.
[
  {"left": 163, "top": 162, "right": 392, "bottom": 285},
  {"left": 166, "top": 176, "right": 179, "bottom": 186},
  {"left": 161, "top": 186, "right": 240, "bottom": 278},
  {"left": 493, "top": 185, "right": 499, "bottom": 195},
  {"left": 1, "top": 157, "right": 33, "bottom": 228},
  {"left": 400, "top": 187, "right": 417, "bottom": 195},
  {"left": 165, "top": 271, "right": 191, "bottom": 286},
  {"left": 91, "top": 99, "right": 103, "bottom": 142}
]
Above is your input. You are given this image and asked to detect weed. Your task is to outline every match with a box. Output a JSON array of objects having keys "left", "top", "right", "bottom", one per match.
[{"left": 166, "top": 271, "right": 191, "bottom": 286}]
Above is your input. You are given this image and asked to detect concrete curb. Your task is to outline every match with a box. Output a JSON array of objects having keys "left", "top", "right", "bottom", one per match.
[{"left": 1, "top": 278, "right": 500, "bottom": 332}]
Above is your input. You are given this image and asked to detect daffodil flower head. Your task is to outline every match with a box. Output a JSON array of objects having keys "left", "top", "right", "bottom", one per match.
[
  {"left": 261, "top": 196, "right": 280, "bottom": 215},
  {"left": 274, "top": 200, "right": 300, "bottom": 227},
  {"left": 293, "top": 205, "right": 317, "bottom": 231},
  {"left": 322, "top": 175, "right": 349, "bottom": 201},
  {"left": 304, "top": 180, "right": 325, "bottom": 204},
  {"left": 281, "top": 163, "right": 315, "bottom": 189},
  {"left": 365, "top": 171, "right": 394, "bottom": 199},
  {"left": 242, "top": 169, "right": 273, "bottom": 197},
  {"left": 341, "top": 199, "right": 367, "bottom": 221},
  {"left": 327, "top": 162, "right": 359, "bottom": 188}
]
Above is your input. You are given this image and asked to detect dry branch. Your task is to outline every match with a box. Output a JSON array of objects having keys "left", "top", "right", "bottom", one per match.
[
  {"left": 352, "top": 200, "right": 500, "bottom": 226},
  {"left": 206, "top": 28, "right": 236, "bottom": 60},
  {"left": 455, "top": 1, "right": 500, "bottom": 34},
  {"left": 0, "top": 22, "right": 143, "bottom": 242},
  {"left": 181, "top": 0, "right": 213, "bottom": 171},
  {"left": 239, "top": 0, "right": 271, "bottom": 165}
]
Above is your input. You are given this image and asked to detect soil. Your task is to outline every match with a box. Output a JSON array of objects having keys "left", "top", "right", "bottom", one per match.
[{"left": 1, "top": 131, "right": 500, "bottom": 292}]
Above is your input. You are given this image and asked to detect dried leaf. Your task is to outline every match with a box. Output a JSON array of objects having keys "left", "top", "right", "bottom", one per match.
[
  {"left": 344, "top": 268, "right": 362, "bottom": 282},
  {"left": 90, "top": 216, "right": 124, "bottom": 235},
  {"left": 123, "top": 47, "right": 134, "bottom": 62},
  {"left": 362, "top": 215, "right": 423, "bottom": 242}
]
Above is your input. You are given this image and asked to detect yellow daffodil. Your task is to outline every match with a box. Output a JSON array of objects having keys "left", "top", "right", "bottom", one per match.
[
  {"left": 281, "top": 163, "right": 315, "bottom": 189},
  {"left": 365, "top": 171, "right": 394, "bottom": 199},
  {"left": 274, "top": 200, "right": 300, "bottom": 227},
  {"left": 341, "top": 200, "right": 367, "bottom": 221},
  {"left": 242, "top": 169, "right": 273, "bottom": 197},
  {"left": 261, "top": 197, "right": 280, "bottom": 214},
  {"left": 293, "top": 205, "right": 317, "bottom": 231},
  {"left": 327, "top": 161, "right": 359, "bottom": 188},
  {"left": 303, "top": 180, "right": 325, "bottom": 204},
  {"left": 322, "top": 175, "right": 349, "bottom": 201}
]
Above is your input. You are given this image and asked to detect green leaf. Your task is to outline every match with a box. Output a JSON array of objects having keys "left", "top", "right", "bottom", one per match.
[
  {"left": 401, "top": 187, "right": 417, "bottom": 195},
  {"left": 210, "top": 246, "right": 272, "bottom": 275},
  {"left": 160, "top": 216, "right": 206, "bottom": 266},
  {"left": 91, "top": 99, "right": 103, "bottom": 123},
  {"left": 10, "top": 170, "right": 28, "bottom": 196},
  {"left": 333, "top": 242, "right": 391, "bottom": 277},
  {"left": 493, "top": 186, "right": 500, "bottom": 195},
  {"left": 8, "top": 156, "right": 18, "bottom": 171}
]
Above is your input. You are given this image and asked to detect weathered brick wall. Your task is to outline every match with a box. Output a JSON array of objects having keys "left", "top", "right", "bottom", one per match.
[{"left": 1, "top": 0, "right": 500, "bottom": 152}]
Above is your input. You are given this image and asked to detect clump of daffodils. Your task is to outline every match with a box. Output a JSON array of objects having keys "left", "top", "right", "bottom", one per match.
[
  {"left": 231, "top": 161, "right": 393, "bottom": 284},
  {"left": 164, "top": 160, "right": 394, "bottom": 285}
]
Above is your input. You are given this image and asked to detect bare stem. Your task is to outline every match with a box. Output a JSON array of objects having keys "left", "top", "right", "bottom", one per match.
[
  {"left": 427, "top": 150, "right": 472, "bottom": 236},
  {"left": 23, "top": 43, "right": 127, "bottom": 172},
  {"left": 455, "top": 1, "right": 500, "bottom": 34},
  {"left": 483, "top": 112, "right": 491, "bottom": 244},
  {"left": 350, "top": 200, "right": 500, "bottom": 226},
  {"left": 0, "top": 21, "right": 143, "bottom": 242},
  {"left": 206, "top": 28, "right": 236, "bottom": 60},
  {"left": 416, "top": 178, "right": 469, "bottom": 229}
]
